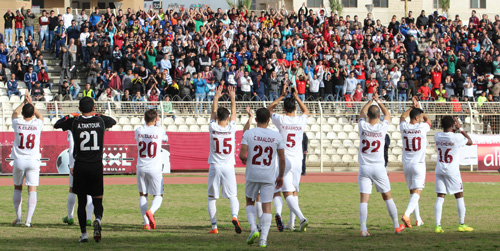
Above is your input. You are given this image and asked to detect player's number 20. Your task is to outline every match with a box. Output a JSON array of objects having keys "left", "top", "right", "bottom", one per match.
[{"left": 139, "top": 141, "right": 158, "bottom": 158}]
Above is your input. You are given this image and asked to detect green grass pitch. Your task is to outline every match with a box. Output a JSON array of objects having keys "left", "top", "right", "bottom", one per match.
[{"left": 0, "top": 181, "right": 499, "bottom": 250}]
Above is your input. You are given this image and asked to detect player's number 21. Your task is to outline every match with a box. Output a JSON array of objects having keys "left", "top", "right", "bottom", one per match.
[{"left": 80, "top": 131, "right": 99, "bottom": 151}]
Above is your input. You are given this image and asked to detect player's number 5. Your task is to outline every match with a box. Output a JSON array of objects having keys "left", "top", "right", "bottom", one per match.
[{"left": 286, "top": 133, "right": 296, "bottom": 148}]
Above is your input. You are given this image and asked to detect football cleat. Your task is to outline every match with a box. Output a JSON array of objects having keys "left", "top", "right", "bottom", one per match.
[
  {"left": 415, "top": 219, "right": 424, "bottom": 227},
  {"left": 63, "top": 216, "right": 74, "bottom": 225},
  {"left": 458, "top": 224, "right": 474, "bottom": 232},
  {"left": 209, "top": 228, "right": 218, "bottom": 234},
  {"left": 25, "top": 222, "right": 33, "bottom": 228},
  {"left": 258, "top": 239, "right": 267, "bottom": 248},
  {"left": 143, "top": 225, "right": 151, "bottom": 230},
  {"left": 12, "top": 219, "right": 22, "bottom": 226},
  {"left": 435, "top": 225, "right": 444, "bottom": 233},
  {"left": 247, "top": 230, "right": 260, "bottom": 245},
  {"left": 360, "top": 230, "right": 371, "bottom": 237},
  {"left": 93, "top": 220, "right": 102, "bottom": 243},
  {"left": 298, "top": 218, "right": 309, "bottom": 232},
  {"left": 79, "top": 235, "right": 89, "bottom": 243},
  {"left": 86, "top": 219, "right": 91, "bottom": 226},
  {"left": 285, "top": 223, "right": 295, "bottom": 231},
  {"left": 232, "top": 217, "right": 242, "bottom": 234},
  {"left": 394, "top": 224, "right": 405, "bottom": 234},
  {"left": 401, "top": 214, "right": 412, "bottom": 228},
  {"left": 275, "top": 214, "right": 284, "bottom": 232},
  {"left": 146, "top": 210, "right": 156, "bottom": 230}
]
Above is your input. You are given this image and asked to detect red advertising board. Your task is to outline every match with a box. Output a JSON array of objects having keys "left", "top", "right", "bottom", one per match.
[
  {"left": 0, "top": 130, "right": 244, "bottom": 173},
  {"left": 477, "top": 143, "right": 500, "bottom": 171}
]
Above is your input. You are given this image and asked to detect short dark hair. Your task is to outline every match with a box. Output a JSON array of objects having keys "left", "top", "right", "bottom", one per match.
[
  {"left": 367, "top": 105, "right": 380, "bottom": 119},
  {"left": 256, "top": 108, "right": 270, "bottom": 124},
  {"left": 144, "top": 109, "right": 158, "bottom": 123},
  {"left": 441, "top": 116, "right": 454, "bottom": 130},
  {"left": 283, "top": 97, "right": 296, "bottom": 113},
  {"left": 409, "top": 108, "right": 424, "bottom": 120},
  {"left": 79, "top": 97, "right": 95, "bottom": 113},
  {"left": 21, "top": 104, "right": 34, "bottom": 118},
  {"left": 216, "top": 107, "right": 230, "bottom": 121}
]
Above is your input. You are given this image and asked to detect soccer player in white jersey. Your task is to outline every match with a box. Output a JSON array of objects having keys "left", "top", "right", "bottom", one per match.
[
  {"left": 434, "top": 116, "right": 474, "bottom": 233},
  {"left": 358, "top": 94, "right": 405, "bottom": 236},
  {"left": 135, "top": 109, "right": 168, "bottom": 230},
  {"left": 400, "top": 97, "right": 431, "bottom": 228},
  {"left": 62, "top": 129, "right": 94, "bottom": 227},
  {"left": 240, "top": 108, "right": 285, "bottom": 248},
  {"left": 206, "top": 85, "right": 241, "bottom": 234},
  {"left": 267, "top": 84, "right": 309, "bottom": 232},
  {"left": 11, "top": 94, "right": 43, "bottom": 227}
]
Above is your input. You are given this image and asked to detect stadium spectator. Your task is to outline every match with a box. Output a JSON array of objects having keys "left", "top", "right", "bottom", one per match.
[
  {"left": 3, "top": 10, "right": 15, "bottom": 47},
  {"left": 6, "top": 73, "right": 21, "bottom": 98},
  {"left": 57, "top": 80, "right": 72, "bottom": 101},
  {"left": 24, "top": 65, "right": 37, "bottom": 91},
  {"left": 31, "top": 81, "right": 45, "bottom": 101},
  {"left": 69, "top": 79, "right": 80, "bottom": 100},
  {"left": 38, "top": 67, "right": 52, "bottom": 91},
  {"left": 82, "top": 83, "right": 95, "bottom": 99},
  {"left": 14, "top": 10, "right": 24, "bottom": 41}
]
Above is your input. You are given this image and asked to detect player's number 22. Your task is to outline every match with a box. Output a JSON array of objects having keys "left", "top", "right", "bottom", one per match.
[{"left": 361, "top": 139, "right": 381, "bottom": 153}]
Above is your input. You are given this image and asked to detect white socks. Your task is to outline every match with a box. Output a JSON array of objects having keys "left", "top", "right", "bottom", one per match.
[
  {"left": 274, "top": 196, "right": 283, "bottom": 216},
  {"left": 140, "top": 196, "right": 149, "bottom": 225},
  {"left": 26, "top": 192, "right": 37, "bottom": 224},
  {"left": 13, "top": 189, "right": 22, "bottom": 221},
  {"left": 260, "top": 213, "right": 272, "bottom": 242},
  {"left": 228, "top": 197, "right": 239, "bottom": 218},
  {"left": 246, "top": 205, "right": 257, "bottom": 232},
  {"left": 286, "top": 196, "right": 305, "bottom": 222},
  {"left": 456, "top": 197, "right": 466, "bottom": 225},
  {"left": 67, "top": 193, "right": 76, "bottom": 219},
  {"left": 404, "top": 193, "right": 420, "bottom": 217},
  {"left": 86, "top": 195, "right": 93, "bottom": 221},
  {"left": 359, "top": 202, "right": 368, "bottom": 232},
  {"left": 435, "top": 197, "right": 445, "bottom": 226},
  {"left": 208, "top": 198, "right": 217, "bottom": 228},
  {"left": 414, "top": 202, "right": 422, "bottom": 221},
  {"left": 384, "top": 199, "right": 399, "bottom": 228},
  {"left": 150, "top": 196, "right": 163, "bottom": 214}
]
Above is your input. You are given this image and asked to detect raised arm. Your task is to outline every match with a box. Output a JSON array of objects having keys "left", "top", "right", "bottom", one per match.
[
  {"left": 12, "top": 95, "right": 27, "bottom": 120},
  {"left": 228, "top": 85, "right": 236, "bottom": 122},
  {"left": 359, "top": 99, "right": 373, "bottom": 119},
  {"left": 243, "top": 107, "right": 253, "bottom": 133},
  {"left": 267, "top": 83, "right": 288, "bottom": 114},
  {"left": 455, "top": 117, "right": 472, "bottom": 145},
  {"left": 400, "top": 96, "right": 418, "bottom": 123},
  {"left": 374, "top": 93, "right": 390, "bottom": 122},
  {"left": 292, "top": 87, "right": 309, "bottom": 116},
  {"left": 210, "top": 85, "right": 223, "bottom": 121}
]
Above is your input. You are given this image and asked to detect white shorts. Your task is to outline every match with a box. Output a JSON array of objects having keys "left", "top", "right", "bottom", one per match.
[
  {"left": 403, "top": 164, "right": 426, "bottom": 190},
  {"left": 435, "top": 173, "right": 463, "bottom": 195},
  {"left": 358, "top": 165, "right": 391, "bottom": 194},
  {"left": 13, "top": 159, "right": 41, "bottom": 186},
  {"left": 281, "top": 170, "right": 301, "bottom": 192},
  {"left": 286, "top": 157, "right": 302, "bottom": 175},
  {"left": 136, "top": 169, "right": 164, "bottom": 196},
  {"left": 245, "top": 182, "right": 274, "bottom": 203},
  {"left": 207, "top": 165, "right": 237, "bottom": 199}
]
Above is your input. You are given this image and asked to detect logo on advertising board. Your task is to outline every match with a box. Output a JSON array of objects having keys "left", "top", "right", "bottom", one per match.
[{"left": 477, "top": 143, "right": 500, "bottom": 171}]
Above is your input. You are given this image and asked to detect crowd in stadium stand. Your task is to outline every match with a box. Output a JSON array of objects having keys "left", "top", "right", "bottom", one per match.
[{"left": 2, "top": 5, "right": 500, "bottom": 104}]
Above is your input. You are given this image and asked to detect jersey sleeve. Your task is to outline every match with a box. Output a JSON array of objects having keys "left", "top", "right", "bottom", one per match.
[
  {"left": 271, "top": 113, "right": 282, "bottom": 128},
  {"left": 276, "top": 134, "right": 285, "bottom": 150},
  {"left": 134, "top": 128, "right": 139, "bottom": 142},
  {"left": 54, "top": 116, "right": 74, "bottom": 131},
  {"left": 241, "top": 131, "right": 249, "bottom": 145},
  {"left": 421, "top": 122, "right": 431, "bottom": 133},
  {"left": 162, "top": 128, "right": 169, "bottom": 142},
  {"left": 100, "top": 115, "right": 117, "bottom": 129},
  {"left": 457, "top": 134, "right": 468, "bottom": 148},
  {"left": 358, "top": 118, "right": 365, "bottom": 133},
  {"left": 399, "top": 121, "right": 407, "bottom": 130},
  {"left": 381, "top": 120, "right": 389, "bottom": 135},
  {"left": 300, "top": 114, "right": 308, "bottom": 126},
  {"left": 12, "top": 118, "right": 18, "bottom": 128}
]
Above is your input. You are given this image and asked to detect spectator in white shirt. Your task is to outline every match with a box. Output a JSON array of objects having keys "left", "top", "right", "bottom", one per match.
[
  {"left": 62, "top": 7, "right": 74, "bottom": 28},
  {"left": 463, "top": 76, "right": 474, "bottom": 99}
]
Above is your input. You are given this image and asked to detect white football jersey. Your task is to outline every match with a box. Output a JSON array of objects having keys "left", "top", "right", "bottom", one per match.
[
  {"left": 271, "top": 113, "right": 307, "bottom": 160},
  {"left": 400, "top": 121, "right": 430, "bottom": 165},
  {"left": 434, "top": 132, "right": 468, "bottom": 176},
  {"left": 134, "top": 125, "right": 168, "bottom": 172},
  {"left": 208, "top": 120, "right": 237, "bottom": 166},
  {"left": 242, "top": 127, "right": 285, "bottom": 184},
  {"left": 68, "top": 131, "right": 75, "bottom": 169},
  {"left": 11, "top": 118, "right": 43, "bottom": 160},
  {"left": 358, "top": 119, "right": 389, "bottom": 166}
]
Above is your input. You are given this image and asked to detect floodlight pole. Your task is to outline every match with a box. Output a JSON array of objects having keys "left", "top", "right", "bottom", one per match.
[{"left": 404, "top": 0, "right": 408, "bottom": 17}]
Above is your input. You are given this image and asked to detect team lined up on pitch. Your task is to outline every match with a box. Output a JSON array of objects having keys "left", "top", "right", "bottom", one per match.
[{"left": 9, "top": 84, "right": 473, "bottom": 246}]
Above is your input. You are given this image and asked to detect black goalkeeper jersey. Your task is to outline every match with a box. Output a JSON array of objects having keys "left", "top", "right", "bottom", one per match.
[{"left": 55, "top": 114, "right": 116, "bottom": 163}]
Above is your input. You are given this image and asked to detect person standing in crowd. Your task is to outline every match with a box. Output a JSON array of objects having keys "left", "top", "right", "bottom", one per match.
[
  {"left": 4, "top": 10, "right": 15, "bottom": 48},
  {"left": 21, "top": 6, "right": 35, "bottom": 40}
]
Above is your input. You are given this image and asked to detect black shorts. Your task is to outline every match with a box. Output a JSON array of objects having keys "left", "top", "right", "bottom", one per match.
[{"left": 73, "top": 161, "right": 104, "bottom": 196}]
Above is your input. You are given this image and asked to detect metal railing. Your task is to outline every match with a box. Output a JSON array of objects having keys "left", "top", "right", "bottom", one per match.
[{"left": 0, "top": 100, "right": 494, "bottom": 171}]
